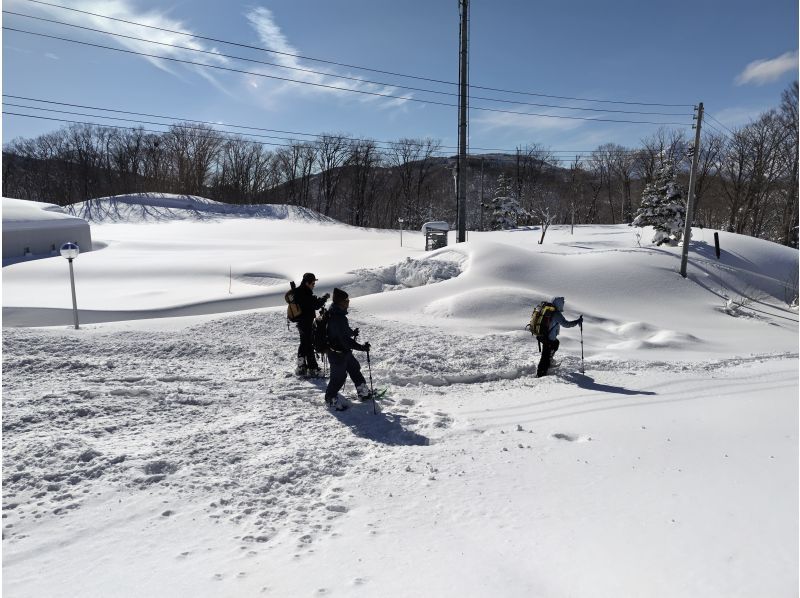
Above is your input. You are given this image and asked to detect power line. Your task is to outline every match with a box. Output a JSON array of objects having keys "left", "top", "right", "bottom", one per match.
[
  {"left": 705, "top": 112, "right": 736, "bottom": 137},
  {"left": 4, "top": 27, "right": 695, "bottom": 128},
  {"left": 15, "top": 0, "right": 696, "bottom": 109},
  {"left": 2, "top": 111, "right": 451, "bottom": 159},
  {"left": 1, "top": 95, "right": 530, "bottom": 153},
  {"left": 3, "top": 101, "right": 650, "bottom": 154},
  {"left": 4, "top": 110, "right": 651, "bottom": 157},
  {"left": 3, "top": 11, "right": 693, "bottom": 118}
]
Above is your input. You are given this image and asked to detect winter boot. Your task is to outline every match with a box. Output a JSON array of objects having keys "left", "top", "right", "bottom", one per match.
[
  {"left": 295, "top": 357, "right": 307, "bottom": 376},
  {"left": 355, "top": 383, "right": 372, "bottom": 401},
  {"left": 307, "top": 367, "right": 324, "bottom": 379},
  {"left": 332, "top": 395, "right": 349, "bottom": 411}
]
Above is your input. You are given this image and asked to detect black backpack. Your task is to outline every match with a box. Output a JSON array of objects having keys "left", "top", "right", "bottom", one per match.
[{"left": 312, "top": 307, "right": 330, "bottom": 354}]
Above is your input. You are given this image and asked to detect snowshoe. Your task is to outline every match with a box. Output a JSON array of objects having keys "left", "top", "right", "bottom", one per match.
[{"left": 356, "top": 387, "right": 388, "bottom": 401}]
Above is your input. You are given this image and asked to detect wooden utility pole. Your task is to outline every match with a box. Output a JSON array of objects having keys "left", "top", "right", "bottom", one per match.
[
  {"left": 680, "top": 102, "right": 704, "bottom": 278},
  {"left": 456, "top": 0, "right": 469, "bottom": 243}
]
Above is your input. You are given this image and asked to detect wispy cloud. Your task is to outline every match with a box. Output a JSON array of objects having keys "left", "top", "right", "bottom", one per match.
[
  {"left": 735, "top": 51, "right": 798, "bottom": 86},
  {"left": 473, "top": 110, "right": 584, "bottom": 135},
  {"left": 9, "top": 0, "right": 231, "bottom": 83},
  {"left": 243, "top": 7, "right": 409, "bottom": 108}
]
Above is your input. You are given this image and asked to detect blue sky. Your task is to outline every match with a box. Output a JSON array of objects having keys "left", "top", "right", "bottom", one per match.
[{"left": 2, "top": 0, "right": 797, "bottom": 160}]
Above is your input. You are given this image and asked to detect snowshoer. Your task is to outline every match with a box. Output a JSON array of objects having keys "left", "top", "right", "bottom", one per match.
[
  {"left": 536, "top": 296, "right": 582, "bottom": 378},
  {"left": 294, "top": 272, "right": 329, "bottom": 378},
  {"left": 324, "top": 288, "right": 373, "bottom": 411}
]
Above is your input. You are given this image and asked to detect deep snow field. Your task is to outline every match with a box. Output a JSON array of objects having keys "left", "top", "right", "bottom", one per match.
[{"left": 2, "top": 194, "right": 798, "bottom": 597}]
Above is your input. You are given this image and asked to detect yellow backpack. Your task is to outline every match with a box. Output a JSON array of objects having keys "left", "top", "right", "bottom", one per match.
[
  {"left": 527, "top": 301, "right": 556, "bottom": 338},
  {"left": 285, "top": 282, "right": 302, "bottom": 323}
]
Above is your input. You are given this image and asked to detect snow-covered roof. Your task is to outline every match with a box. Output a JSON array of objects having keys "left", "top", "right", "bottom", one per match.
[
  {"left": 2, "top": 197, "right": 87, "bottom": 228},
  {"left": 421, "top": 220, "right": 449, "bottom": 232}
]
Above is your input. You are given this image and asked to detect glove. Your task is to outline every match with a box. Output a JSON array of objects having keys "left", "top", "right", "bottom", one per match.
[
  {"left": 578, "top": 315, "right": 584, "bottom": 326},
  {"left": 352, "top": 327, "right": 360, "bottom": 338},
  {"left": 322, "top": 293, "right": 330, "bottom": 301},
  {"left": 361, "top": 342, "right": 371, "bottom": 352}
]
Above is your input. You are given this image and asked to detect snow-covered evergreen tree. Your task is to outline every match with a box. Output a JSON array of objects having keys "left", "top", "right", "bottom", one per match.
[
  {"left": 486, "top": 174, "right": 526, "bottom": 230},
  {"left": 632, "top": 158, "right": 686, "bottom": 245}
]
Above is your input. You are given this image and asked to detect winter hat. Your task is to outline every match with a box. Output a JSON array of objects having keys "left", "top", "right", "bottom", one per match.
[
  {"left": 332, "top": 288, "right": 349, "bottom": 304},
  {"left": 302, "top": 272, "right": 318, "bottom": 283},
  {"left": 552, "top": 296, "right": 565, "bottom": 311}
]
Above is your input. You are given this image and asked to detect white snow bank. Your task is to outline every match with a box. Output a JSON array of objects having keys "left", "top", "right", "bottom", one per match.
[{"left": 69, "top": 192, "right": 333, "bottom": 223}]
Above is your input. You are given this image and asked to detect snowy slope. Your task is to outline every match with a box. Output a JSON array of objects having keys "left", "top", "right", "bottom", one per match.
[
  {"left": 2, "top": 197, "right": 798, "bottom": 597},
  {"left": 68, "top": 192, "right": 333, "bottom": 223}
]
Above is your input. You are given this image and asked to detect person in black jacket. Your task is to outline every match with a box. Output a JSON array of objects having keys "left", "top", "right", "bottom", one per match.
[
  {"left": 294, "top": 272, "right": 329, "bottom": 377},
  {"left": 324, "top": 287, "right": 372, "bottom": 411}
]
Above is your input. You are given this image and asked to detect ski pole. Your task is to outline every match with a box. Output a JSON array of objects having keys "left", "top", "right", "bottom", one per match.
[
  {"left": 579, "top": 320, "right": 585, "bottom": 374},
  {"left": 366, "top": 349, "right": 376, "bottom": 415}
]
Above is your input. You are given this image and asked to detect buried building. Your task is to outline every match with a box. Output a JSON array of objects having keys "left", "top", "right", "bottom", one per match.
[{"left": 2, "top": 197, "right": 92, "bottom": 264}]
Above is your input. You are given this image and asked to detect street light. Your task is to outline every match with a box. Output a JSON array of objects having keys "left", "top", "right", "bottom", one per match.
[
  {"left": 60, "top": 242, "right": 80, "bottom": 329},
  {"left": 398, "top": 218, "right": 405, "bottom": 247}
]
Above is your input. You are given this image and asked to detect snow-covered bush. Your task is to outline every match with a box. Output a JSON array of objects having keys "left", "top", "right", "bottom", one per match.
[
  {"left": 632, "top": 158, "right": 686, "bottom": 245},
  {"left": 485, "top": 174, "right": 527, "bottom": 230}
]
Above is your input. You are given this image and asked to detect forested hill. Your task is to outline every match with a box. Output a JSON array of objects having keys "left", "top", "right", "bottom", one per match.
[{"left": 3, "top": 82, "right": 797, "bottom": 247}]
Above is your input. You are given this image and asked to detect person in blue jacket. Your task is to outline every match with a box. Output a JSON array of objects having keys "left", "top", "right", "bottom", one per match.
[
  {"left": 537, "top": 296, "right": 582, "bottom": 378},
  {"left": 324, "top": 288, "right": 373, "bottom": 411}
]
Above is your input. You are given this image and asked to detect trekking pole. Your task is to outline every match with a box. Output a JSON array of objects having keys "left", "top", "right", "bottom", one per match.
[
  {"left": 366, "top": 349, "right": 376, "bottom": 415},
  {"left": 579, "top": 320, "right": 585, "bottom": 374}
]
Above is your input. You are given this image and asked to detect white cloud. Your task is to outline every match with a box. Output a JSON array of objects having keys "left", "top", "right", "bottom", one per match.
[
  {"left": 735, "top": 51, "right": 799, "bottom": 86},
  {"left": 472, "top": 110, "right": 584, "bottom": 135},
  {"left": 14, "top": 0, "right": 231, "bottom": 82},
  {"left": 243, "top": 7, "right": 409, "bottom": 108}
]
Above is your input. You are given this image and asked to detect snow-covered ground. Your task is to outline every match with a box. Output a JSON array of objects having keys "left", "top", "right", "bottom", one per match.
[{"left": 2, "top": 194, "right": 798, "bottom": 597}]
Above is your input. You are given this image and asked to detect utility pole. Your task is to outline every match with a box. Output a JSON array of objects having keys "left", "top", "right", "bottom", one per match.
[
  {"left": 680, "top": 102, "right": 704, "bottom": 278},
  {"left": 479, "top": 155, "right": 484, "bottom": 231},
  {"left": 456, "top": 0, "right": 469, "bottom": 243}
]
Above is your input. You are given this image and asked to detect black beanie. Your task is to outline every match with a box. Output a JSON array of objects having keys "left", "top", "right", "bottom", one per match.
[{"left": 332, "top": 288, "right": 349, "bottom": 303}]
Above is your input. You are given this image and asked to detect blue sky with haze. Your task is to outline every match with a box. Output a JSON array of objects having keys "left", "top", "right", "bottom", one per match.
[{"left": 2, "top": 0, "right": 797, "bottom": 159}]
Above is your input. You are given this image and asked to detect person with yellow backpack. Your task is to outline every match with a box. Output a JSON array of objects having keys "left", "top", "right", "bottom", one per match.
[{"left": 529, "top": 296, "right": 582, "bottom": 378}]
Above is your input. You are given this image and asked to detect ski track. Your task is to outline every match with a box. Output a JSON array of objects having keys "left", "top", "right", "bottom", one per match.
[{"left": 3, "top": 311, "right": 795, "bottom": 553}]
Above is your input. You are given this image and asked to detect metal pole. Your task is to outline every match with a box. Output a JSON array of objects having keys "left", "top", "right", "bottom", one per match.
[
  {"left": 456, "top": 0, "right": 469, "bottom": 243},
  {"left": 579, "top": 321, "right": 584, "bottom": 374},
  {"left": 68, "top": 258, "right": 79, "bottom": 329},
  {"left": 680, "top": 102, "right": 704, "bottom": 278},
  {"left": 366, "top": 350, "right": 376, "bottom": 415},
  {"left": 480, "top": 156, "right": 484, "bottom": 231}
]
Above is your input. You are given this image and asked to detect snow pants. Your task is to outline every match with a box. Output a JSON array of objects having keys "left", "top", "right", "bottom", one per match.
[
  {"left": 325, "top": 350, "right": 366, "bottom": 401},
  {"left": 537, "top": 337, "right": 560, "bottom": 377},
  {"left": 297, "top": 321, "right": 319, "bottom": 370}
]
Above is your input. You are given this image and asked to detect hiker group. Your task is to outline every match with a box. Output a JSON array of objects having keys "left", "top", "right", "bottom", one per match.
[
  {"left": 286, "top": 273, "right": 584, "bottom": 410},
  {"left": 286, "top": 273, "right": 374, "bottom": 411}
]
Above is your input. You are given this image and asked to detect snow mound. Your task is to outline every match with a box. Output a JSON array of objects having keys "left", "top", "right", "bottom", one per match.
[
  {"left": 423, "top": 286, "right": 537, "bottom": 322},
  {"left": 68, "top": 193, "right": 332, "bottom": 223},
  {"left": 347, "top": 251, "right": 467, "bottom": 294}
]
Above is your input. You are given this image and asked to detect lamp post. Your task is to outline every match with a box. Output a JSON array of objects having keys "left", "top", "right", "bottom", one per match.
[
  {"left": 60, "top": 242, "right": 80, "bottom": 329},
  {"left": 398, "top": 218, "right": 405, "bottom": 247}
]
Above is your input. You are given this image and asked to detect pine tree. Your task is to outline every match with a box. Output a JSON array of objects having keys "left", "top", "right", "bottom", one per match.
[
  {"left": 632, "top": 158, "right": 686, "bottom": 245},
  {"left": 486, "top": 174, "right": 526, "bottom": 230}
]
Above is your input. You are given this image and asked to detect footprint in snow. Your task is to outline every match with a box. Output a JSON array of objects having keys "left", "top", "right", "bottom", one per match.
[{"left": 552, "top": 433, "right": 593, "bottom": 442}]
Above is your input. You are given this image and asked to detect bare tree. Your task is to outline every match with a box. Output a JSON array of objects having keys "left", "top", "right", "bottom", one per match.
[
  {"left": 386, "top": 138, "right": 441, "bottom": 228},
  {"left": 316, "top": 133, "right": 350, "bottom": 216},
  {"left": 164, "top": 123, "right": 223, "bottom": 196}
]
